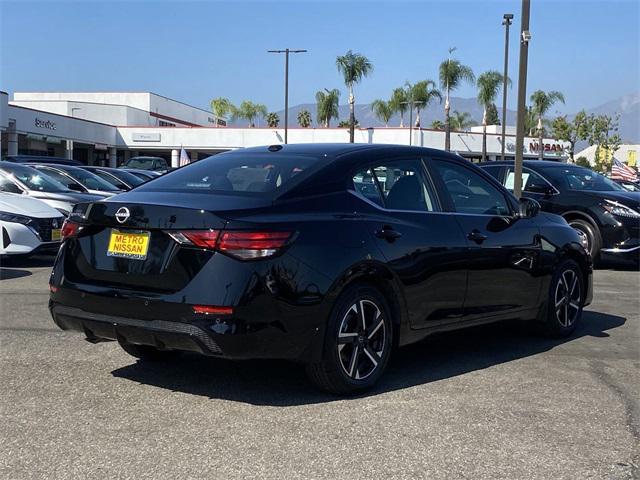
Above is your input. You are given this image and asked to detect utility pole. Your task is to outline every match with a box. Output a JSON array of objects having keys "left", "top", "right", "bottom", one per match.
[
  {"left": 501, "top": 13, "right": 514, "bottom": 161},
  {"left": 268, "top": 48, "right": 307, "bottom": 144},
  {"left": 513, "top": 0, "right": 531, "bottom": 199}
]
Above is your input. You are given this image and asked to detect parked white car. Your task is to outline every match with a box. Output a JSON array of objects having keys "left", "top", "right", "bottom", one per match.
[{"left": 0, "top": 193, "right": 65, "bottom": 257}]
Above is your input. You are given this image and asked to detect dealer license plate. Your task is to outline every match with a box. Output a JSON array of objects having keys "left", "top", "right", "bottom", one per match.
[{"left": 107, "top": 229, "right": 150, "bottom": 260}]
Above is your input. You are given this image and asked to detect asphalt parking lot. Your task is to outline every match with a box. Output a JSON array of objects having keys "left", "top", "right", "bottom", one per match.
[{"left": 0, "top": 257, "right": 638, "bottom": 480}]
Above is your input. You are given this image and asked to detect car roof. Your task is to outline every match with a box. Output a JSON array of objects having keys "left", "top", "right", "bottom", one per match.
[
  {"left": 233, "top": 143, "right": 461, "bottom": 159},
  {"left": 478, "top": 160, "right": 570, "bottom": 168}
]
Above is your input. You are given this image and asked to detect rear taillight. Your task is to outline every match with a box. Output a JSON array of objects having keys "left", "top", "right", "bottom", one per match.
[
  {"left": 167, "top": 229, "right": 293, "bottom": 260},
  {"left": 61, "top": 220, "right": 81, "bottom": 240}
]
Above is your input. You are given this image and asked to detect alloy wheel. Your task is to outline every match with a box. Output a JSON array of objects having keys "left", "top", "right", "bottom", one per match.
[
  {"left": 337, "top": 299, "right": 386, "bottom": 380},
  {"left": 554, "top": 269, "right": 582, "bottom": 328}
]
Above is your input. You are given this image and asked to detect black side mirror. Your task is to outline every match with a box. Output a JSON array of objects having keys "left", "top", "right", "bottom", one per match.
[{"left": 518, "top": 197, "right": 540, "bottom": 218}]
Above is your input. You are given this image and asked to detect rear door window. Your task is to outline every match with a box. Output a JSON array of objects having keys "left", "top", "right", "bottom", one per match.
[{"left": 352, "top": 159, "right": 438, "bottom": 212}]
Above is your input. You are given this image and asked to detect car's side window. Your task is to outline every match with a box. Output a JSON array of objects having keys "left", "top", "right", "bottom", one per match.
[
  {"left": 431, "top": 159, "right": 511, "bottom": 216},
  {"left": 504, "top": 167, "right": 552, "bottom": 193},
  {"left": 40, "top": 169, "right": 74, "bottom": 189},
  {"left": 0, "top": 176, "right": 23, "bottom": 194},
  {"left": 353, "top": 159, "right": 437, "bottom": 212}
]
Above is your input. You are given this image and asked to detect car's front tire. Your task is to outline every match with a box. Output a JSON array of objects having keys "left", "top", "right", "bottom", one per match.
[
  {"left": 567, "top": 218, "right": 600, "bottom": 259},
  {"left": 542, "top": 259, "right": 584, "bottom": 337},
  {"left": 306, "top": 284, "right": 393, "bottom": 395}
]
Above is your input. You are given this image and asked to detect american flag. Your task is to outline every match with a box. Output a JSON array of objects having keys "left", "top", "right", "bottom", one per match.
[
  {"left": 611, "top": 158, "right": 638, "bottom": 182},
  {"left": 179, "top": 148, "right": 191, "bottom": 167}
]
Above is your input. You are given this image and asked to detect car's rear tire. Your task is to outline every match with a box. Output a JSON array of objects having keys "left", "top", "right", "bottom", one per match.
[
  {"left": 567, "top": 218, "right": 600, "bottom": 260},
  {"left": 118, "top": 341, "right": 177, "bottom": 361},
  {"left": 306, "top": 284, "right": 393, "bottom": 395},
  {"left": 541, "top": 259, "right": 584, "bottom": 337}
]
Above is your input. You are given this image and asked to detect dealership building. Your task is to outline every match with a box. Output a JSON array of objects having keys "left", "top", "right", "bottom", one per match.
[{"left": 0, "top": 91, "right": 569, "bottom": 166}]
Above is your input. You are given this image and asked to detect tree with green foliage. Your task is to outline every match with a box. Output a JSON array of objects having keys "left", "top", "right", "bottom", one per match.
[
  {"left": 338, "top": 118, "right": 359, "bottom": 128},
  {"left": 371, "top": 99, "right": 394, "bottom": 126},
  {"left": 265, "top": 112, "right": 280, "bottom": 128},
  {"left": 431, "top": 120, "right": 444, "bottom": 130},
  {"left": 586, "top": 114, "right": 621, "bottom": 173},
  {"left": 389, "top": 87, "right": 409, "bottom": 127},
  {"left": 574, "top": 156, "right": 590, "bottom": 168},
  {"left": 315, "top": 88, "right": 340, "bottom": 128},
  {"left": 450, "top": 110, "right": 474, "bottom": 131},
  {"left": 485, "top": 103, "right": 500, "bottom": 125},
  {"left": 408, "top": 80, "right": 441, "bottom": 128},
  {"left": 297, "top": 109, "right": 312, "bottom": 128},
  {"left": 233, "top": 101, "right": 267, "bottom": 127},
  {"left": 336, "top": 50, "right": 373, "bottom": 142},
  {"left": 477, "top": 70, "right": 507, "bottom": 161},
  {"left": 210, "top": 97, "right": 234, "bottom": 126},
  {"left": 550, "top": 110, "right": 589, "bottom": 161},
  {"left": 439, "top": 47, "right": 475, "bottom": 151},
  {"left": 530, "top": 90, "right": 565, "bottom": 160}
]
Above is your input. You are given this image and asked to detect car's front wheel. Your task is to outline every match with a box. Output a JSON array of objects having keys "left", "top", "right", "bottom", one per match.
[
  {"left": 542, "top": 259, "right": 584, "bottom": 337},
  {"left": 567, "top": 218, "right": 600, "bottom": 259},
  {"left": 306, "top": 284, "right": 393, "bottom": 395}
]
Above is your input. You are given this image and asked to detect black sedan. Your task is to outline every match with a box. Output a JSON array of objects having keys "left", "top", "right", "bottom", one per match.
[
  {"left": 50, "top": 144, "right": 592, "bottom": 394},
  {"left": 80, "top": 166, "right": 146, "bottom": 190},
  {"left": 480, "top": 161, "right": 640, "bottom": 263}
]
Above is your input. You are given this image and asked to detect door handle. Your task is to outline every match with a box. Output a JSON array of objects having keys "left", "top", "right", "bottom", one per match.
[
  {"left": 375, "top": 227, "right": 402, "bottom": 242},
  {"left": 467, "top": 230, "right": 488, "bottom": 244}
]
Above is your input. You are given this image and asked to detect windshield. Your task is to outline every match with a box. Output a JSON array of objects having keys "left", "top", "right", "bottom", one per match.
[
  {"left": 125, "top": 158, "right": 164, "bottom": 169},
  {"left": 540, "top": 166, "right": 626, "bottom": 192},
  {"left": 137, "top": 152, "right": 323, "bottom": 196},
  {"left": 0, "top": 163, "right": 71, "bottom": 192}
]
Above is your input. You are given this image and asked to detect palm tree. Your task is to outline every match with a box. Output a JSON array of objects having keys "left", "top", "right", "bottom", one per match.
[
  {"left": 371, "top": 99, "right": 394, "bottom": 126},
  {"left": 265, "top": 112, "right": 280, "bottom": 128},
  {"left": 389, "top": 87, "right": 408, "bottom": 127},
  {"left": 477, "top": 70, "right": 506, "bottom": 161},
  {"left": 530, "top": 90, "right": 565, "bottom": 160},
  {"left": 210, "top": 97, "right": 234, "bottom": 127},
  {"left": 431, "top": 120, "right": 444, "bottom": 130},
  {"left": 336, "top": 50, "right": 373, "bottom": 142},
  {"left": 315, "top": 88, "right": 340, "bottom": 127},
  {"left": 450, "top": 110, "right": 474, "bottom": 131},
  {"left": 234, "top": 101, "right": 267, "bottom": 127},
  {"left": 408, "top": 80, "right": 442, "bottom": 128},
  {"left": 439, "top": 48, "right": 475, "bottom": 150},
  {"left": 297, "top": 109, "right": 312, "bottom": 128}
]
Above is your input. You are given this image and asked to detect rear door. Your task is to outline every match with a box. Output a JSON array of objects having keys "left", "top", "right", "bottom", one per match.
[
  {"left": 352, "top": 157, "right": 468, "bottom": 329},
  {"left": 428, "top": 158, "right": 542, "bottom": 320}
]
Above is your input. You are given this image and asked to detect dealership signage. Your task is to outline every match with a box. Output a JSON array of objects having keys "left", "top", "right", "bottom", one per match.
[
  {"left": 34, "top": 118, "right": 56, "bottom": 130},
  {"left": 132, "top": 132, "right": 161, "bottom": 142},
  {"left": 529, "top": 142, "right": 564, "bottom": 153}
]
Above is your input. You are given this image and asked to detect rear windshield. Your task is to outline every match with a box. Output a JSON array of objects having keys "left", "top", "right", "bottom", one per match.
[
  {"left": 0, "top": 163, "right": 71, "bottom": 192},
  {"left": 137, "top": 152, "right": 323, "bottom": 196}
]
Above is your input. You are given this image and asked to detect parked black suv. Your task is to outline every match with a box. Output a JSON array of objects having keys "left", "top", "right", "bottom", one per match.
[
  {"left": 480, "top": 160, "right": 640, "bottom": 263},
  {"left": 119, "top": 156, "right": 169, "bottom": 172}
]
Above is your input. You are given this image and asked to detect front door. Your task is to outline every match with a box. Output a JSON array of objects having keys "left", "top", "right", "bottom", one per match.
[{"left": 429, "top": 158, "right": 542, "bottom": 320}]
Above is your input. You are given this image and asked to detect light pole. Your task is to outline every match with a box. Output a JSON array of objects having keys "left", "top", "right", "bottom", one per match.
[
  {"left": 513, "top": 0, "right": 531, "bottom": 199},
  {"left": 501, "top": 13, "right": 513, "bottom": 161},
  {"left": 268, "top": 48, "right": 307, "bottom": 144},
  {"left": 400, "top": 100, "right": 425, "bottom": 146}
]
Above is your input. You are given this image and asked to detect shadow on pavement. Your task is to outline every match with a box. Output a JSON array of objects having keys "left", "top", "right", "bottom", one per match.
[
  {"left": 111, "top": 310, "right": 626, "bottom": 406},
  {"left": 0, "top": 255, "right": 55, "bottom": 280}
]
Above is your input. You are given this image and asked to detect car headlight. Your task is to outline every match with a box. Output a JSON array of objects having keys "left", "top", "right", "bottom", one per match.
[
  {"left": 602, "top": 199, "right": 640, "bottom": 218},
  {"left": 0, "top": 211, "right": 33, "bottom": 225}
]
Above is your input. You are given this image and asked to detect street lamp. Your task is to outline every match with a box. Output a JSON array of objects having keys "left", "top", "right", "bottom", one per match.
[
  {"left": 501, "top": 13, "right": 514, "bottom": 161},
  {"left": 268, "top": 48, "right": 307, "bottom": 144},
  {"left": 513, "top": 0, "right": 531, "bottom": 199}
]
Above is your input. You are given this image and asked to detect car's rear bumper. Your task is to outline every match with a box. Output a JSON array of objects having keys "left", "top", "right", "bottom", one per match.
[{"left": 49, "top": 291, "right": 327, "bottom": 362}]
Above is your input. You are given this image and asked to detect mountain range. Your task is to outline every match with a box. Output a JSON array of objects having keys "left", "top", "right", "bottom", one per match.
[{"left": 230, "top": 92, "right": 639, "bottom": 144}]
